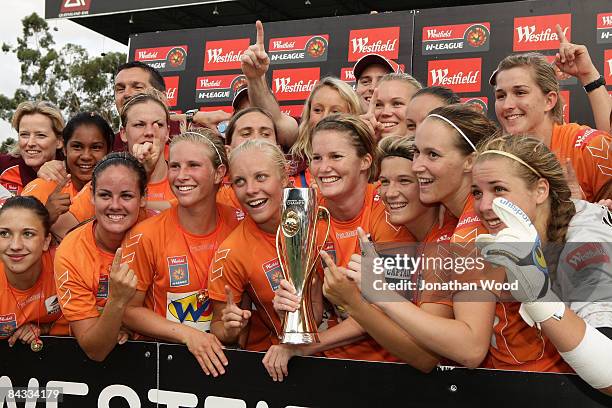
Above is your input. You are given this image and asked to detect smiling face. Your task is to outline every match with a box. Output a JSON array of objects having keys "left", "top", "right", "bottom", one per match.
[
  {"left": 379, "top": 156, "right": 430, "bottom": 226},
  {"left": 65, "top": 124, "right": 109, "bottom": 189},
  {"left": 356, "top": 63, "right": 390, "bottom": 107},
  {"left": 0, "top": 208, "right": 50, "bottom": 282},
  {"left": 374, "top": 80, "right": 418, "bottom": 137},
  {"left": 120, "top": 100, "right": 169, "bottom": 152},
  {"left": 18, "top": 113, "right": 63, "bottom": 170},
  {"left": 93, "top": 165, "right": 145, "bottom": 239},
  {"left": 405, "top": 94, "right": 447, "bottom": 137},
  {"left": 471, "top": 157, "right": 546, "bottom": 234},
  {"left": 114, "top": 67, "right": 153, "bottom": 112},
  {"left": 308, "top": 86, "right": 351, "bottom": 128},
  {"left": 309, "top": 129, "right": 371, "bottom": 203},
  {"left": 230, "top": 111, "right": 276, "bottom": 149},
  {"left": 494, "top": 66, "right": 557, "bottom": 137},
  {"left": 231, "top": 149, "right": 285, "bottom": 234},
  {"left": 168, "top": 140, "right": 225, "bottom": 209},
  {"left": 412, "top": 118, "right": 473, "bottom": 207}
]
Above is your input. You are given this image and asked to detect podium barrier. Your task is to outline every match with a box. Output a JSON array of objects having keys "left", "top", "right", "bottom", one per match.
[{"left": 1, "top": 336, "right": 610, "bottom": 407}]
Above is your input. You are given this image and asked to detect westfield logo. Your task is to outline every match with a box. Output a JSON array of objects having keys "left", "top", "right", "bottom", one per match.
[
  {"left": 426, "top": 29, "right": 453, "bottom": 39},
  {"left": 207, "top": 48, "right": 243, "bottom": 63},
  {"left": 273, "top": 78, "right": 317, "bottom": 93},
  {"left": 515, "top": 26, "right": 568, "bottom": 43},
  {"left": 427, "top": 58, "right": 481, "bottom": 93},
  {"left": 430, "top": 69, "right": 479, "bottom": 86},
  {"left": 272, "top": 41, "right": 296, "bottom": 49},
  {"left": 137, "top": 51, "right": 158, "bottom": 60},
  {"left": 602, "top": 15, "right": 612, "bottom": 26},
  {"left": 199, "top": 78, "right": 222, "bottom": 88},
  {"left": 351, "top": 38, "right": 398, "bottom": 54}
]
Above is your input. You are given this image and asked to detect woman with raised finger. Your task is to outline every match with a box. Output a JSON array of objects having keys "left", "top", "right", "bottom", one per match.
[
  {"left": 54, "top": 152, "right": 144, "bottom": 361},
  {"left": 491, "top": 53, "right": 612, "bottom": 202},
  {"left": 0, "top": 196, "right": 69, "bottom": 350},
  {"left": 120, "top": 129, "right": 242, "bottom": 377},
  {"left": 0, "top": 101, "right": 64, "bottom": 196},
  {"left": 472, "top": 134, "right": 612, "bottom": 394}
]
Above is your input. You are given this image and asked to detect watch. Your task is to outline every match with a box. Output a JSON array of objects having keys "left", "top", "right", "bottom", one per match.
[
  {"left": 185, "top": 109, "right": 198, "bottom": 124},
  {"left": 583, "top": 75, "right": 605, "bottom": 93}
]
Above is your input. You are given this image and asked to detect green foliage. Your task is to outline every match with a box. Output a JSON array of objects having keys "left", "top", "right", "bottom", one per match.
[
  {"left": 1, "top": 12, "right": 125, "bottom": 129},
  {"left": 0, "top": 138, "right": 16, "bottom": 154}
]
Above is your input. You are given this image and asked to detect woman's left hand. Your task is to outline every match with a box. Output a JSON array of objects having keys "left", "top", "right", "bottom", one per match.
[
  {"left": 8, "top": 324, "right": 41, "bottom": 347},
  {"left": 321, "top": 251, "right": 362, "bottom": 310}
]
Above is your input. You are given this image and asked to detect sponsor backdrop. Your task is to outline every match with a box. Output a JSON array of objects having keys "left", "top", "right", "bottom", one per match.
[
  {"left": 127, "top": 0, "right": 611, "bottom": 127},
  {"left": 1, "top": 337, "right": 609, "bottom": 407},
  {"left": 128, "top": 12, "right": 415, "bottom": 116}
]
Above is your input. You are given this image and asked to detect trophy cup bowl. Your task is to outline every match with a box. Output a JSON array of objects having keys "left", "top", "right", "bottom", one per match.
[{"left": 276, "top": 187, "right": 330, "bottom": 344}]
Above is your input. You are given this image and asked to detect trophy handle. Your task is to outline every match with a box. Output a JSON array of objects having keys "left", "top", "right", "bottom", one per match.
[
  {"left": 311, "top": 206, "right": 331, "bottom": 268},
  {"left": 275, "top": 227, "right": 288, "bottom": 281}
]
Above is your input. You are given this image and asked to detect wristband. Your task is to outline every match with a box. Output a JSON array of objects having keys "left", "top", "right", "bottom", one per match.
[{"left": 583, "top": 75, "right": 605, "bottom": 93}]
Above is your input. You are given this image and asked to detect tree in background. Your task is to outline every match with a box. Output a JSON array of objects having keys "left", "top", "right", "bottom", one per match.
[
  {"left": 0, "top": 13, "right": 125, "bottom": 129},
  {"left": 0, "top": 138, "right": 16, "bottom": 154}
]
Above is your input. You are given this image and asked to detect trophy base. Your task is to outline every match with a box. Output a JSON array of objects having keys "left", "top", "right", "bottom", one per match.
[{"left": 280, "top": 332, "right": 320, "bottom": 345}]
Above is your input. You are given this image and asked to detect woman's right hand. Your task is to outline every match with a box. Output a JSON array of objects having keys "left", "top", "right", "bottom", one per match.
[
  {"left": 182, "top": 327, "right": 228, "bottom": 377},
  {"left": 108, "top": 248, "right": 138, "bottom": 307},
  {"left": 273, "top": 279, "right": 301, "bottom": 316},
  {"left": 37, "top": 160, "right": 68, "bottom": 183},
  {"left": 262, "top": 344, "right": 303, "bottom": 382}
]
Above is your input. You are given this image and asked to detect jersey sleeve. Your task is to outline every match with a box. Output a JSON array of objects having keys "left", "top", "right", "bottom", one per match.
[
  {"left": 69, "top": 183, "right": 95, "bottom": 222},
  {"left": 370, "top": 201, "right": 415, "bottom": 243},
  {"left": 22, "top": 178, "right": 55, "bottom": 204},
  {"left": 575, "top": 130, "right": 612, "bottom": 201},
  {"left": 54, "top": 247, "right": 100, "bottom": 322},
  {"left": 208, "top": 242, "right": 247, "bottom": 304}
]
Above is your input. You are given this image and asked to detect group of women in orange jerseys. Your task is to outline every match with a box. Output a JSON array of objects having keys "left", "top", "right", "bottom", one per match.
[{"left": 1, "top": 32, "right": 611, "bottom": 397}]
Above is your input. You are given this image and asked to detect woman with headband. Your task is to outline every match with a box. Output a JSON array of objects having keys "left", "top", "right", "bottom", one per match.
[
  {"left": 472, "top": 135, "right": 612, "bottom": 394},
  {"left": 120, "top": 129, "right": 241, "bottom": 377},
  {"left": 263, "top": 115, "right": 413, "bottom": 380},
  {"left": 50, "top": 91, "right": 176, "bottom": 240},
  {"left": 54, "top": 153, "right": 144, "bottom": 361},
  {"left": 0, "top": 196, "right": 69, "bottom": 351},
  {"left": 491, "top": 52, "right": 611, "bottom": 202}
]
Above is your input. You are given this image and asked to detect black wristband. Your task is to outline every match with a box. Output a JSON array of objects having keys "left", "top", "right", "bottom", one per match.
[{"left": 583, "top": 75, "right": 605, "bottom": 93}]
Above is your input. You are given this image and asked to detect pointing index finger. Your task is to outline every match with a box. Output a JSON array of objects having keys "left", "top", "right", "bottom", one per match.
[
  {"left": 367, "top": 88, "right": 379, "bottom": 116},
  {"left": 256, "top": 20, "right": 265, "bottom": 48},
  {"left": 555, "top": 24, "right": 568, "bottom": 44},
  {"left": 112, "top": 247, "right": 123, "bottom": 272},
  {"left": 52, "top": 174, "right": 70, "bottom": 194},
  {"left": 357, "top": 227, "right": 377, "bottom": 258},
  {"left": 224, "top": 285, "right": 235, "bottom": 306}
]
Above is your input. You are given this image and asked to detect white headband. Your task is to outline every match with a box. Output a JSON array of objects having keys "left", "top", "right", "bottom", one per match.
[
  {"left": 427, "top": 113, "right": 477, "bottom": 152},
  {"left": 182, "top": 131, "right": 224, "bottom": 166}
]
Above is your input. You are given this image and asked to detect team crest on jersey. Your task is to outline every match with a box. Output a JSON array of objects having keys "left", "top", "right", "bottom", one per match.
[
  {"left": 167, "top": 291, "right": 213, "bottom": 331},
  {"left": 96, "top": 275, "right": 109, "bottom": 298},
  {"left": 262, "top": 258, "right": 283, "bottom": 291},
  {"left": 45, "top": 295, "right": 60, "bottom": 315},
  {"left": 168, "top": 255, "right": 190, "bottom": 287},
  {"left": 0, "top": 314, "right": 17, "bottom": 337}
]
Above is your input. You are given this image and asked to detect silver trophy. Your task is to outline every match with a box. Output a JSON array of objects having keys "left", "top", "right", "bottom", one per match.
[{"left": 276, "top": 187, "right": 330, "bottom": 344}]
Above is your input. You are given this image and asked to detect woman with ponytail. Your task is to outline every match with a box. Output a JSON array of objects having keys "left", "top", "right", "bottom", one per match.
[{"left": 472, "top": 135, "right": 612, "bottom": 395}]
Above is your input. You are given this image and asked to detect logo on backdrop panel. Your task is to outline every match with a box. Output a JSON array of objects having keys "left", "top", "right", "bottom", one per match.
[
  {"left": 195, "top": 74, "right": 247, "bottom": 103},
  {"left": 272, "top": 67, "right": 320, "bottom": 101},
  {"left": 427, "top": 58, "right": 481, "bottom": 93},
  {"left": 597, "top": 13, "right": 612, "bottom": 44},
  {"left": 164, "top": 76, "right": 179, "bottom": 107},
  {"left": 460, "top": 97, "right": 488, "bottom": 114},
  {"left": 347, "top": 27, "right": 400, "bottom": 62},
  {"left": 59, "top": 0, "right": 92, "bottom": 17},
  {"left": 605, "top": 50, "right": 612, "bottom": 85},
  {"left": 422, "top": 22, "right": 490, "bottom": 55},
  {"left": 513, "top": 14, "right": 571, "bottom": 52},
  {"left": 269, "top": 35, "right": 329, "bottom": 64},
  {"left": 135, "top": 46, "right": 188, "bottom": 72},
  {"left": 204, "top": 38, "right": 250, "bottom": 71},
  {"left": 280, "top": 105, "right": 304, "bottom": 118}
]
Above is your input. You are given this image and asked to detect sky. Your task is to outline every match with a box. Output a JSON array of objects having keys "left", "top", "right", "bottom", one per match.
[{"left": 0, "top": 0, "right": 127, "bottom": 142}]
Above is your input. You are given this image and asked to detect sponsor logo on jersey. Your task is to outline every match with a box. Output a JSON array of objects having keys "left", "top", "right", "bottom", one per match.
[
  {"left": 164, "top": 76, "right": 179, "bottom": 107},
  {"left": 597, "top": 13, "right": 612, "bottom": 44},
  {"left": 59, "top": 0, "right": 91, "bottom": 17},
  {"left": 195, "top": 74, "right": 247, "bottom": 103},
  {"left": 168, "top": 255, "right": 190, "bottom": 287},
  {"left": 513, "top": 14, "right": 571, "bottom": 51},
  {"left": 460, "top": 97, "right": 488, "bottom": 114},
  {"left": 427, "top": 58, "right": 481, "bottom": 93},
  {"left": 167, "top": 291, "right": 213, "bottom": 331},
  {"left": 96, "top": 275, "right": 109, "bottom": 299},
  {"left": 422, "top": 22, "right": 490, "bottom": 55},
  {"left": 134, "top": 45, "right": 188, "bottom": 72},
  {"left": 574, "top": 128, "right": 600, "bottom": 149},
  {"left": 272, "top": 67, "right": 320, "bottom": 101},
  {"left": 45, "top": 295, "right": 60, "bottom": 315},
  {"left": 348, "top": 27, "right": 400, "bottom": 62},
  {"left": 269, "top": 34, "right": 329, "bottom": 64},
  {"left": 204, "top": 38, "right": 250, "bottom": 71},
  {"left": 318, "top": 241, "right": 337, "bottom": 267},
  {"left": 565, "top": 243, "right": 610, "bottom": 271},
  {"left": 262, "top": 258, "right": 283, "bottom": 291},
  {"left": 0, "top": 314, "right": 17, "bottom": 338}
]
